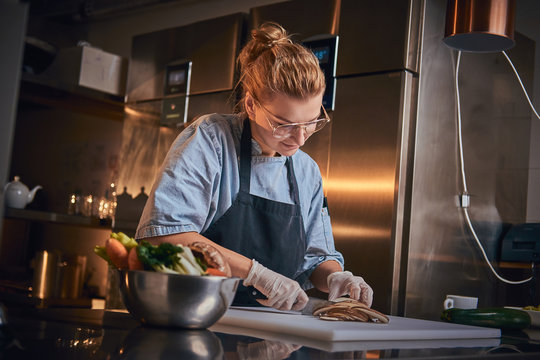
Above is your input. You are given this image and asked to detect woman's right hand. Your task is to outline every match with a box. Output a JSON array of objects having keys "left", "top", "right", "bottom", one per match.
[{"left": 243, "top": 259, "right": 308, "bottom": 311}]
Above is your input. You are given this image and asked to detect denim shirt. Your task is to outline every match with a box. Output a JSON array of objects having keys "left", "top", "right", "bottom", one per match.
[{"left": 136, "top": 113, "right": 344, "bottom": 289}]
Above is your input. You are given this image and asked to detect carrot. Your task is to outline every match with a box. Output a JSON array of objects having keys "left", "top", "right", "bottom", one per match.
[
  {"left": 105, "top": 238, "right": 128, "bottom": 269},
  {"left": 128, "top": 247, "right": 144, "bottom": 270},
  {"left": 206, "top": 268, "right": 227, "bottom": 277}
]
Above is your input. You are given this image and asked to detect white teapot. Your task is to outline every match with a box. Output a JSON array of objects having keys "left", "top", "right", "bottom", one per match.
[{"left": 4, "top": 176, "right": 42, "bottom": 209}]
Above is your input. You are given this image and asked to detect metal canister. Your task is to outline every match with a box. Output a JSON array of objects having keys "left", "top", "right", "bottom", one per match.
[
  {"left": 56, "top": 255, "right": 87, "bottom": 299},
  {"left": 32, "top": 250, "right": 60, "bottom": 299}
]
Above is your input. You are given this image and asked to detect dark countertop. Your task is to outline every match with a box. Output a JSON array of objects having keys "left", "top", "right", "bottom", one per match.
[{"left": 1, "top": 306, "right": 540, "bottom": 359}]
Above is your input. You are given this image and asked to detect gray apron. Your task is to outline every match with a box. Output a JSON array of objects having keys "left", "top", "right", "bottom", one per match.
[{"left": 202, "top": 118, "right": 308, "bottom": 306}]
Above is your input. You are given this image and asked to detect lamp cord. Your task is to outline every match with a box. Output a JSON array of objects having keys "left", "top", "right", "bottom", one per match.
[
  {"left": 455, "top": 50, "right": 534, "bottom": 285},
  {"left": 502, "top": 51, "right": 540, "bottom": 121}
]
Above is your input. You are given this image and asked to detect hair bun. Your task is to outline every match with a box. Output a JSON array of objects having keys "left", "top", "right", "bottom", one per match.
[
  {"left": 235, "top": 21, "right": 325, "bottom": 107},
  {"left": 251, "top": 22, "right": 292, "bottom": 49}
]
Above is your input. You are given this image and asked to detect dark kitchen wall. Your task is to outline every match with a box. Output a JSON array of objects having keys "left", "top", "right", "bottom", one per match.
[
  {"left": 517, "top": 0, "right": 540, "bottom": 222},
  {"left": 0, "top": 2, "right": 28, "bottom": 223},
  {"left": 10, "top": 102, "right": 124, "bottom": 213},
  {"left": 405, "top": 0, "right": 539, "bottom": 319},
  {"left": 1, "top": 8, "right": 126, "bottom": 297},
  {"left": 8, "top": 9, "right": 126, "bottom": 213}
]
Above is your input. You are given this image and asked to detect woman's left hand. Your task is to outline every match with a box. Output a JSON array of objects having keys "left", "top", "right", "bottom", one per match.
[{"left": 327, "top": 271, "right": 373, "bottom": 307}]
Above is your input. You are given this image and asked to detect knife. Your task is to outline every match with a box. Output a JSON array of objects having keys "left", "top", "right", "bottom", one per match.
[
  {"left": 301, "top": 297, "right": 334, "bottom": 315},
  {"left": 246, "top": 287, "right": 333, "bottom": 315}
]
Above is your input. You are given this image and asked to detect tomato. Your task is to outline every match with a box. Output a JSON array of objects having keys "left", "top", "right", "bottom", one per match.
[{"left": 206, "top": 268, "right": 227, "bottom": 277}]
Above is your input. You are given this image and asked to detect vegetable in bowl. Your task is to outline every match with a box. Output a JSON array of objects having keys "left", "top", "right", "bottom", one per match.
[
  {"left": 136, "top": 241, "right": 207, "bottom": 275},
  {"left": 95, "top": 232, "right": 238, "bottom": 328},
  {"left": 94, "top": 232, "right": 231, "bottom": 277}
]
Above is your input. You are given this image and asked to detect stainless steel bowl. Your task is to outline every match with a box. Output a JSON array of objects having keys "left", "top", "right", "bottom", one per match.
[{"left": 118, "top": 270, "right": 240, "bottom": 328}]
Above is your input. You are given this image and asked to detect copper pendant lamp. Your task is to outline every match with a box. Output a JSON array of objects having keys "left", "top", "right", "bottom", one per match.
[{"left": 443, "top": 0, "right": 516, "bottom": 53}]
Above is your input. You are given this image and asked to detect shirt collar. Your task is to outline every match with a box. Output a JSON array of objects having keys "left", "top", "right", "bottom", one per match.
[{"left": 251, "top": 138, "right": 263, "bottom": 155}]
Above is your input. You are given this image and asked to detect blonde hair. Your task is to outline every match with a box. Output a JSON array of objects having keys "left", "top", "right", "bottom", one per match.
[{"left": 236, "top": 22, "right": 326, "bottom": 109}]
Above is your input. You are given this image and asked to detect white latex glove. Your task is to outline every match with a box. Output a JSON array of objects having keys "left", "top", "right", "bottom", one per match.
[
  {"left": 243, "top": 259, "right": 308, "bottom": 311},
  {"left": 327, "top": 271, "right": 374, "bottom": 307}
]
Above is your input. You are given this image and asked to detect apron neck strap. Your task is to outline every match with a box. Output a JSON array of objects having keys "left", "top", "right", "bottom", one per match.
[
  {"left": 286, "top": 157, "right": 300, "bottom": 205},
  {"left": 240, "top": 118, "right": 252, "bottom": 193}
]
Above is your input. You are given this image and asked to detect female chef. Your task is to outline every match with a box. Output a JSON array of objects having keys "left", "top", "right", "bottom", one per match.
[{"left": 135, "top": 22, "right": 373, "bottom": 311}]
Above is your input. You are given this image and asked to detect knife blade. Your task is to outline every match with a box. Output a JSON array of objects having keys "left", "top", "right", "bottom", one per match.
[
  {"left": 301, "top": 297, "right": 334, "bottom": 315},
  {"left": 247, "top": 288, "right": 333, "bottom": 315}
]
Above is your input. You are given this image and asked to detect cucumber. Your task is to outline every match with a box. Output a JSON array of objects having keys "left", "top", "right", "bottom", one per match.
[{"left": 441, "top": 307, "right": 531, "bottom": 330}]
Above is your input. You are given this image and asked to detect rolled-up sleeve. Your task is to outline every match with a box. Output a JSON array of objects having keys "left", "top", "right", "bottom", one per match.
[{"left": 136, "top": 118, "right": 222, "bottom": 239}]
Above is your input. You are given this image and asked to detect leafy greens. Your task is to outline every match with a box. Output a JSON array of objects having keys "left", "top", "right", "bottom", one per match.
[{"left": 136, "top": 241, "right": 207, "bottom": 275}]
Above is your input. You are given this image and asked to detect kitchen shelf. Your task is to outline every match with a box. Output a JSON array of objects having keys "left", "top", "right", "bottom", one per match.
[
  {"left": 18, "top": 73, "right": 125, "bottom": 121},
  {"left": 3, "top": 208, "right": 141, "bottom": 233},
  {"left": 4, "top": 208, "right": 112, "bottom": 229}
]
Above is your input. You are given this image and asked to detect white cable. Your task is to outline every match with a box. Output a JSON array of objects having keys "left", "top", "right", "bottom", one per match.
[
  {"left": 463, "top": 207, "right": 532, "bottom": 284},
  {"left": 454, "top": 50, "right": 533, "bottom": 285},
  {"left": 502, "top": 51, "right": 540, "bottom": 121},
  {"left": 455, "top": 52, "right": 468, "bottom": 194}
]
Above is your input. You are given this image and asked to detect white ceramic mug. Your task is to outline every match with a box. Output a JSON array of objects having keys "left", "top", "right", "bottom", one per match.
[{"left": 444, "top": 295, "right": 478, "bottom": 310}]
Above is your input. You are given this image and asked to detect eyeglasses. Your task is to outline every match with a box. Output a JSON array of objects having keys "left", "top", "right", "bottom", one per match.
[{"left": 257, "top": 102, "right": 330, "bottom": 139}]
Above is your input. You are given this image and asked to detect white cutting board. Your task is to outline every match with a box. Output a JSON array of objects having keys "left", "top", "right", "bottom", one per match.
[
  {"left": 211, "top": 323, "right": 500, "bottom": 352},
  {"left": 216, "top": 308, "right": 500, "bottom": 342}
]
